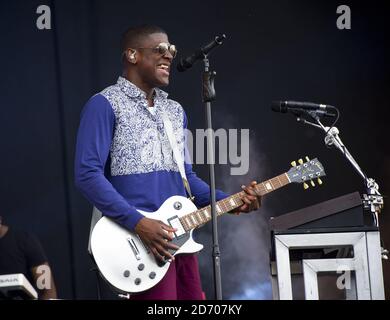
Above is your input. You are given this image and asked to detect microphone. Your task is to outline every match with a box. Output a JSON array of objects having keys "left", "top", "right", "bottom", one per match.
[
  {"left": 177, "top": 34, "right": 226, "bottom": 72},
  {"left": 271, "top": 100, "right": 336, "bottom": 117}
]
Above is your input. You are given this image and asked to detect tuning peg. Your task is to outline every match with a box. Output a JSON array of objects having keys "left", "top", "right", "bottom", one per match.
[
  {"left": 310, "top": 180, "right": 315, "bottom": 187},
  {"left": 291, "top": 161, "right": 297, "bottom": 167},
  {"left": 303, "top": 182, "right": 309, "bottom": 190},
  {"left": 305, "top": 156, "right": 310, "bottom": 162},
  {"left": 298, "top": 158, "right": 304, "bottom": 165},
  {"left": 317, "top": 178, "right": 323, "bottom": 185}
]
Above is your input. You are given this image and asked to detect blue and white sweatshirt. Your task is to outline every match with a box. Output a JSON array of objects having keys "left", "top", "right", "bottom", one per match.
[{"left": 74, "top": 76, "right": 228, "bottom": 231}]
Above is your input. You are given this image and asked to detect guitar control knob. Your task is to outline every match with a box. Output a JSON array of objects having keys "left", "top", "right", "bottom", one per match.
[
  {"left": 138, "top": 264, "right": 145, "bottom": 271},
  {"left": 123, "top": 270, "right": 130, "bottom": 278},
  {"left": 135, "top": 278, "right": 141, "bottom": 285},
  {"left": 149, "top": 272, "right": 156, "bottom": 279}
]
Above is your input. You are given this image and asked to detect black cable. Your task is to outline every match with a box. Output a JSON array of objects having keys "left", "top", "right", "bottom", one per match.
[
  {"left": 90, "top": 267, "right": 101, "bottom": 300},
  {"left": 326, "top": 106, "right": 340, "bottom": 135}
]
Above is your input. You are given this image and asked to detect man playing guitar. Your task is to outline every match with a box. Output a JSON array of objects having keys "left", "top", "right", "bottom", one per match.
[{"left": 75, "top": 25, "right": 260, "bottom": 300}]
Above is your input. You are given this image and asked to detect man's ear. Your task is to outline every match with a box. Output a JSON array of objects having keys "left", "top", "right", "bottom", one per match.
[{"left": 126, "top": 49, "right": 137, "bottom": 64}]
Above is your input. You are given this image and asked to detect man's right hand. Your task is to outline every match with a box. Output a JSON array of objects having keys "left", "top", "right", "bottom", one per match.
[{"left": 134, "top": 217, "right": 179, "bottom": 263}]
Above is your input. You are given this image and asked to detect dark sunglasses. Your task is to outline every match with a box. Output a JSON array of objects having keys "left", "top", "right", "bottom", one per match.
[{"left": 136, "top": 42, "right": 177, "bottom": 58}]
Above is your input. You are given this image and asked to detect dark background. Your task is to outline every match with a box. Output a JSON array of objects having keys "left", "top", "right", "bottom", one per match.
[{"left": 0, "top": 0, "right": 388, "bottom": 299}]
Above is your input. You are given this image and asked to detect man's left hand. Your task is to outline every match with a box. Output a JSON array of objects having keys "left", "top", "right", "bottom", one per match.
[{"left": 231, "top": 181, "right": 262, "bottom": 215}]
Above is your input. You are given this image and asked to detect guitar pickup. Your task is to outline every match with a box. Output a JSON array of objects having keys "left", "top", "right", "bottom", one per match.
[
  {"left": 167, "top": 216, "right": 186, "bottom": 238},
  {"left": 127, "top": 237, "right": 141, "bottom": 260}
]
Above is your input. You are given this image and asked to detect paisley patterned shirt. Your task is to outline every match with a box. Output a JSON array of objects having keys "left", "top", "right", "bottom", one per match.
[
  {"left": 101, "top": 76, "right": 185, "bottom": 176},
  {"left": 75, "top": 77, "right": 228, "bottom": 230}
]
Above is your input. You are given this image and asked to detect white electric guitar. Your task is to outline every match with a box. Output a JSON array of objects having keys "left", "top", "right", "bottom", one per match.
[{"left": 91, "top": 157, "right": 325, "bottom": 294}]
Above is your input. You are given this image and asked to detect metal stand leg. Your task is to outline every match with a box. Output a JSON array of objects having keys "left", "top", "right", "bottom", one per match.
[
  {"left": 302, "top": 258, "right": 370, "bottom": 300},
  {"left": 274, "top": 231, "right": 384, "bottom": 300},
  {"left": 346, "top": 273, "right": 357, "bottom": 300},
  {"left": 275, "top": 237, "right": 293, "bottom": 299},
  {"left": 366, "top": 231, "right": 385, "bottom": 299}
]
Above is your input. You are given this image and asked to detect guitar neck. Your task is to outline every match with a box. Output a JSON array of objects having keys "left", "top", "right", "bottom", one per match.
[{"left": 179, "top": 173, "right": 291, "bottom": 232}]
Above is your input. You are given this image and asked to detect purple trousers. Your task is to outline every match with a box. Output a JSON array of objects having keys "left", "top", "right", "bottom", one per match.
[{"left": 130, "top": 254, "right": 204, "bottom": 300}]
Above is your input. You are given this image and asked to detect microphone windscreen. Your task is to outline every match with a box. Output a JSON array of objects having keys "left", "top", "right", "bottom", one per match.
[
  {"left": 271, "top": 101, "right": 283, "bottom": 113},
  {"left": 176, "top": 60, "right": 186, "bottom": 72}
]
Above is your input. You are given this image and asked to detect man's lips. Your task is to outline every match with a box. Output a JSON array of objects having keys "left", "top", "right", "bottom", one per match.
[{"left": 157, "top": 63, "right": 170, "bottom": 76}]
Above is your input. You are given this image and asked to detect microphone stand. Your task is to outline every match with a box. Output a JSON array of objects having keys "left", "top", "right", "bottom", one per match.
[
  {"left": 202, "top": 55, "right": 223, "bottom": 300},
  {"left": 296, "top": 111, "right": 388, "bottom": 259}
]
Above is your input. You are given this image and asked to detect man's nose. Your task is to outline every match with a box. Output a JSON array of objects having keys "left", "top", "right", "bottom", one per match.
[{"left": 163, "top": 50, "right": 174, "bottom": 61}]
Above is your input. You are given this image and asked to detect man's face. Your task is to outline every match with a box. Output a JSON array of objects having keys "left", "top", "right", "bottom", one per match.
[{"left": 134, "top": 33, "right": 174, "bottom": 88}]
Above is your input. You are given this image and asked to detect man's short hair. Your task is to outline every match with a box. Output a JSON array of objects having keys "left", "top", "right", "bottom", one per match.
[{"left": 120, "top": 25, "right": 167, "bottom": 53}]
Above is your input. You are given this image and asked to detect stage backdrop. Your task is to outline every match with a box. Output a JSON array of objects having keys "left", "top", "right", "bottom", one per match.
[{"left": 0, "top": 0, "right": 388, "bottom": 299}]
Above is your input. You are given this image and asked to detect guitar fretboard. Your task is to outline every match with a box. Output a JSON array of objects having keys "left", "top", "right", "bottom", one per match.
[{"left": 179, "top": 173, "right": 290, "bottom": 232}]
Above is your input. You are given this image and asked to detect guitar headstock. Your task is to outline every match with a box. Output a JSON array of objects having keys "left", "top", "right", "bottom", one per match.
[{"left": 286, "top": 157, "right": 326, "bottom": 189}]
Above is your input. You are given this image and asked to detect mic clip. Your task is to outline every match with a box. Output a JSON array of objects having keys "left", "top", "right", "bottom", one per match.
[
  {"left": 312, "top": 109, "right": 337, "bottom": 118},
  {"left": 203, "top": 70, "right": 217, "bottom": 102},
  {"left": 293, "top": 108, "right": 336, "bottom": 119}
]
